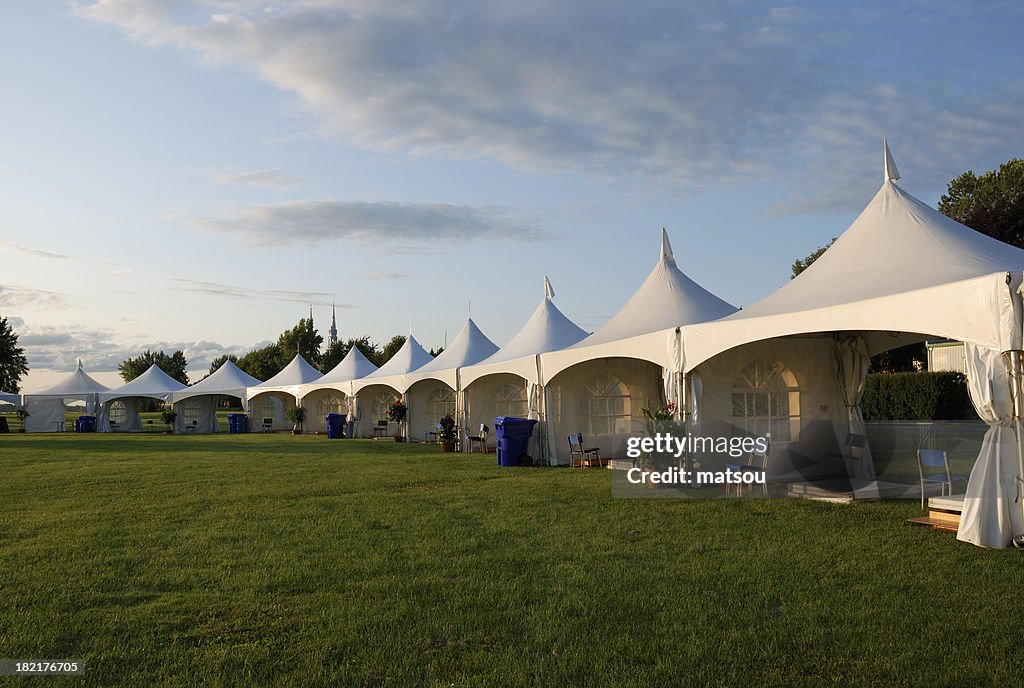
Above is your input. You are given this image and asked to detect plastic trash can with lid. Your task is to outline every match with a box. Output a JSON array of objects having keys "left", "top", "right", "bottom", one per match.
[
  {"left": 325, "top": 413, "right": 347, "bottom": 439},
  {"left": 493, "top": 416, "right": 538, "bottom": 466}
]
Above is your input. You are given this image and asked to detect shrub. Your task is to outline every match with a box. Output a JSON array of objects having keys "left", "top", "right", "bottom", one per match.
[{"left": 860, "top": 371, "right": 977, "bottom": 421}]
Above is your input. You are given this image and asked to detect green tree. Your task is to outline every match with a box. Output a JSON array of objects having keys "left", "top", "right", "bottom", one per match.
[
  {"left": 277, "top": 317, "right": 323, "bottom": 367},
  {"left": 321, "top": 336, "right": 378, "bottom": 372},
  {"left": 376, "top": 335, "right": 407, "bottom": 367},
  {"left": 236, "top": 344, "right": 282, "bottom": 381},
  {"left": 0, "top": 316, "right": 29, "bottom": 392},
  {"left": 118, "top": 349, "right": 189, "bottom": 385},
  {"left": 791, "top": 237, "right": 837, "bottom": 278},
  {"left": 939, "top": 157, "right": 1024, "bottom": 247}
]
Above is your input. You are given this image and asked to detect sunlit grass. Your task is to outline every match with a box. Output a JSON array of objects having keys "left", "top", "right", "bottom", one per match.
[{"left": 1, "top": 434, "right": 1021, "bottom": 687}]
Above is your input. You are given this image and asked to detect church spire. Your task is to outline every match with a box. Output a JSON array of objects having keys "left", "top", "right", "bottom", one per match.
[{"left": 329, "top": 302, "right": 338, "bottom": 346}]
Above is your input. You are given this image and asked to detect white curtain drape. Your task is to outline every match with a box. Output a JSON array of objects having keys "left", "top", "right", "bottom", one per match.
[
  {"left": 832, "top": 334, "right": 876, "bottom": 479},
  {"left": 957, "top": 344, "right": 1023, "bottom": 548},
  {"left": 526, "top": 380, "right": 545, "bottom": 465}
]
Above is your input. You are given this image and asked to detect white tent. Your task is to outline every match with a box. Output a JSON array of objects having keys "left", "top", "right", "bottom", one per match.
[
  {"left": 0, "top": 391, "right": 20, "bottom": 406},
  {"left": 460, "top": 277, "right": 588, "bottom": 456},
  {"left": 540, "top": 230, "right": 738, "bottom": 462},
  {"left": 296, "top": 346, "right": 378, "bottom": 434},
  {"left": 245, "top": 354, "right": 322, "bottom": 432},
  {"left": 403, "top": 318, "right": 499, "bottom": 443},
  {"left": 96, "top": 364, "right": 187, "bottom": 432},
  {"left": 674, "top": 141, "right": 1024, "bottom": 548},
  {"left": 169, "top": 360, "right": 262, "bottom": 433},
  {"left": 350, "top": 335, "right": 434, "bottom": 439},
  {"left": 23, "top": 361, "right": 110, "bottom": 432}
]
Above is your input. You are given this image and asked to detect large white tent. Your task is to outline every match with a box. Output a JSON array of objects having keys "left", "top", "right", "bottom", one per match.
[
  {"left": 23, "top": 361, "right": 110, "bottom": 432},
  {"left": 460, "top": 277, "right": 588, "bottom": 456},
  {"left": 0, "top": 391, "right": 20, "bottom": 406},
  {"left": 96, "top": 364, "right": 187, "bottom": 432},
  {"left": 540, "top": 230, "right": 738, "bottom": 462},
  {"left": 169, "top": 360, "right": 262, "bottom": 433},
  {"left": 350, "top": 334, "right": 434, "bottom": 438},
  {"left": 674, "top": 141, "right": 1024, "bottom": 548},
  {"left": 245, "top": 354, "right": 322, "bottom": 432},
  {"left": 296, "top": 346, "right": 378, "bottom": 434},
  {"left": 402, "top": 318, "right": 499, "bottom": 443}
]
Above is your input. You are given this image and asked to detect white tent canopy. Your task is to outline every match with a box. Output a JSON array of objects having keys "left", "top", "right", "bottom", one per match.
[
  {"left": 245, "top": 354, "right": 323, "bottom": 432},
  {"left": 23, "top": 361, "right": 110, "bottom": 432},
  {"left": 0, "top": 391, "right": 20, "bottom": 405},
  {"left": 675, "top": 141, "right": 1024, "bottom": 548},
  {"left": 296, "top": 346, "right": 378, "bottom": 434},
  {"left": 351, "top": 334, "right": 434, "bottom": 438},
  {"left": 96, "top": 364, "right": 187, "bottom": 432},
  {"left": 169, "top": 360, "right": 262, "bottom": 433}
]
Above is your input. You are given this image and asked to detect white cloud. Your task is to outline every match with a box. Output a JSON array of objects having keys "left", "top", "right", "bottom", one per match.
[
  {"left": 169, "top": 277, "right": 352, "bottom": 306},
  {"left": 0, "top": 284, "right": 68, "bottom": 309},
  {"left": 212, "top": 166, "right": 303, "bottom": 188},
  {"left": 189, "top": 200, "right": 545, "bottom": 246},
  {"left": 77, "top": 1, "right": 1024, "bottom": 210}
]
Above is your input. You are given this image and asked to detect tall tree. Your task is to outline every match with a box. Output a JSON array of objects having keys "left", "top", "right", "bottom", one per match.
[
  {"left": 118, "top": 349, "right": 189, "bottom": 385},
  {"left": 939, "top": 157, "right": 1024, "bottom": 248},
  {"left": 791, "top": 237, "right": 837, "bottom": 278},
  {"left": 0, "top": 316, "right": 29, "bottom": 392},
  {"left": 277, "top": 317, "right": 323, "bottom": 367},
  {"left": 236, "top": 344, "right": 282, "bottom": 381},
  {"left": 321, "top": 336, "right": 378, "bottom": 372}
]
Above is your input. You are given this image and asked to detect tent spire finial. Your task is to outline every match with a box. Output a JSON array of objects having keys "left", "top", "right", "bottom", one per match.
[
  {"left": 544, "top": 276, "right": 555, "bottom": 300},
  {"left": 661, "top": 227, "right": 675, "bottom": 264},
  {"left": 883, "top": 137, "right": 900, "bottom": 185}
]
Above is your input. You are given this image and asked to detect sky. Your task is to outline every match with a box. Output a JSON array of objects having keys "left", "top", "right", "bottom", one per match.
[{"left": 2, "top": 1, "right": 1023, "bottom": 392}]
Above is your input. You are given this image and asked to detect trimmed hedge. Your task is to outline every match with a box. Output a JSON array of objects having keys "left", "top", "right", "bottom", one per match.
[{"left": 860, "top": 371, "right": 978, "bottom": 421}]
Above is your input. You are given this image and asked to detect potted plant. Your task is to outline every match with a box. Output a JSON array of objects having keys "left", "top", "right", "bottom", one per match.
[
  {"left": 160, "top": 408, "right": 177, "bottom": 434},
  {"left": 438, "top": 413, "right": 457, "bottom": 453},
  {"left": 386, "top": 400, "right": 407, "bottom": 442},
  {"left": 15, "top": 408, "right": 29, "bottom": 433},
  {"left": 636, "top": 402, "right": 681, "bottom": 486},
  {"left": 286, "top": 405, "right": 307, "bottom": 435}
]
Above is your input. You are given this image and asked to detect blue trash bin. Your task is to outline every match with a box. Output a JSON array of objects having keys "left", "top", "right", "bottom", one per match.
[
  {"left": 227, "top": 413, "right": 247, "bottom": 434},
  {"left": 493, "top": 416, "right": 538, "bottom": 466},
  {"left": 325, "top": 413, "right": 347, "bottom": 439},
  {"left": 76, "top": 415, "right": 97, "bottom": 433}
]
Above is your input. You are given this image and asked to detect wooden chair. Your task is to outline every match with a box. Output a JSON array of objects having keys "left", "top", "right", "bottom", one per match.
[
  {"left": 373, "top": 420, "right": 389, "bottom": 438},
  {"left": 568, "top": 433, "right": 600, "bottom": 468},
  {"left": 467, "top": 424, "right": 489, "bottom": 452}
]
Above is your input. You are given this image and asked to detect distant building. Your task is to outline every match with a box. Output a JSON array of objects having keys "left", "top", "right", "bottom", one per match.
[
  {"left": 925, "top": 339, "right": 966, "bottom": 374},
  {"left": 329, "top": 303, "right": 338, "bottom": 346}
]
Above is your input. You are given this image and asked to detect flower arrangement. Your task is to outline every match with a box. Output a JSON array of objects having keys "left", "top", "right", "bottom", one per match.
[
  {"left": 438, "top": 412, "right": 457, "bottom": 443},
  {"left": 386, "top": 400, "right": 407, "bottom": 423}
]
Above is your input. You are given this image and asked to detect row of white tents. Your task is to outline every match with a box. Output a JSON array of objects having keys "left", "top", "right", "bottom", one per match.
[{"left": 6, "top": 142, "right": 1024, "bottom": 549}]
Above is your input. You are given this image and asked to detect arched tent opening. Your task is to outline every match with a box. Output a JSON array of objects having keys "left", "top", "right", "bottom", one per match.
[
  {"left": 406, "top": 380, "right": 456, "bottom": 442},
  {"left": 169, "top": 360, "right": 261, "bottom": 434},
  {"left": 462, "top": 373, "right": 529, "bottom": 451},
  {"left": 300, "top": 387, "right": 349, "bottom": 434},
  {"left": 356, "top": 384, "right": 403, "bottom": 438},
  {"left": 546, "top": 357, "right": 664, "bottom": 461},
  {"left": 350, "top": 335, "right": 434, "bottom": 440}
]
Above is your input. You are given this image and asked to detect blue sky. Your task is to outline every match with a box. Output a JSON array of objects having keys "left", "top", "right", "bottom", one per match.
[{"left": 2, "top": 1, "right": 1023, "bottom": 391}]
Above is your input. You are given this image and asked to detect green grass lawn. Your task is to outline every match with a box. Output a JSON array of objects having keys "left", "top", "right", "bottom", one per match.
[{"left": 1, "top": 435, "right": 1022, "bottom": 687}]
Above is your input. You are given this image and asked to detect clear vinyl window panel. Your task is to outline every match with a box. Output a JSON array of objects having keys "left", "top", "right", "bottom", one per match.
[
  {"left": 109, "top": 400, "right": 127, "bottom": 425},
  {"left": 428, "top": 387, "right": 455, "bottom": 423},
  {"left": 731, "top": 359, "right": 800, "bottom": 442},
  {"left": 317, "top": 394, "right": 343, "bottom": 417},
  {"left": 373, "top": 391, "right": 397, "bottom": 422},
  {"left": 493, "top": 383, "right": 528, "bottom": 418},
  {"left": 577, "top": 374, "right": 632, "bottom": 435}
]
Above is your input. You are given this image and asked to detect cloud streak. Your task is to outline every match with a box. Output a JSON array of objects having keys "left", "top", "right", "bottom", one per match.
[
  {"left": 190, "top": 200, "right": 546, "bottom": 246},
  {"left": 169, "top": 277, "right": 352, "bottom": 307},
  {"left": 212, "top": 166, "right": 303, "bottom": 189}
]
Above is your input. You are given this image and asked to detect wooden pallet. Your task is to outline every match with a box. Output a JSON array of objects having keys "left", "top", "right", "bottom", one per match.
[{"left": 907, "top": 516, "right": 960, "bottom": 533}]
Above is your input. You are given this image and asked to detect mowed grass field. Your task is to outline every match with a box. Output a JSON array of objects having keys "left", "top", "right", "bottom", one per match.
[{"left": 1, "top": 435, "right": 1022, "bottom": 687}]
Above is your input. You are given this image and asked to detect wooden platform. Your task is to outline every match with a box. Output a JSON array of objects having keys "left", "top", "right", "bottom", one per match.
[
  {"left": 787, "top": 479, "right": 943, "bottom": 504},
  {"left": 907, "top": 495, "right": 964, "bottom": 532}
]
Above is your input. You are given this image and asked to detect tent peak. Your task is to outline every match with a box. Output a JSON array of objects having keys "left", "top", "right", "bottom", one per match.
[
  {"left": 660, "top": 227, "right": 675, "bottom": 264},
  {"left": 544, "top": 276, "right": 555, "bottom": 300},
  {"left": 883, "top": 137, "right": 900, "bottom": 185}
]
